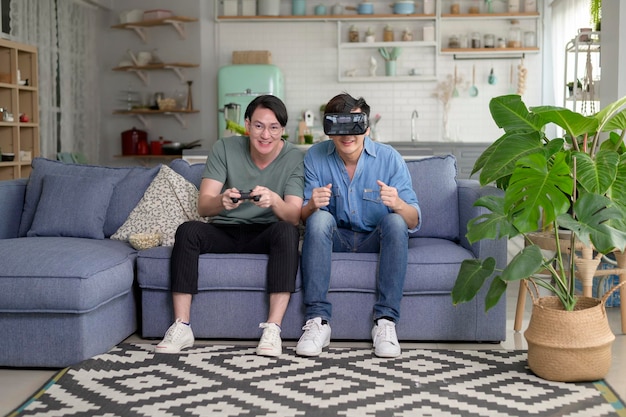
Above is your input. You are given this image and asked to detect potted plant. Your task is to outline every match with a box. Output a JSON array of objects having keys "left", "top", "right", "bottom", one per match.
[
  {"left": 451, "top": 94, "right": 626, "bottom": 381},
  {"left": 590, "top": 0, "right": 601, "bottom": 31}
]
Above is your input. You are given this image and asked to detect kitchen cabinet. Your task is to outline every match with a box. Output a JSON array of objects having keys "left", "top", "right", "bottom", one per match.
[
  {"left": 0, "top": 38, "right": 39, "bottom": 180},
  {"left": 563, "top": 30, "right": 600, "bottom": 115},
  {"left": 111, "top": 16, "right": 198, "bottom": 43}
]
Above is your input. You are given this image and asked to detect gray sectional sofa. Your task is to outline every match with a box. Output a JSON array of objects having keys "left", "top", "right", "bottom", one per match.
[{"left": 0, "top": 154, "right": 507, "bottom": 368}]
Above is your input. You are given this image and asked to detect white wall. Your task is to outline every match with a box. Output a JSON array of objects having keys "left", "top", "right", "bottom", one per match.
[{"left": 98, "top": 1, "right": 544, "bottom": 165}]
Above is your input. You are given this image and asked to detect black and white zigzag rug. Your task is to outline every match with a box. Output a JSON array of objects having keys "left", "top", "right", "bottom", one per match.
[{"left": 10, "top": 343, "right": 625, "bottom": 417}]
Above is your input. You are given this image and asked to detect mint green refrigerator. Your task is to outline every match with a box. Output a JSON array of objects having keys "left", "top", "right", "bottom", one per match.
[{"left": 217, "top": 64, "right": 284, "bottom": 138}]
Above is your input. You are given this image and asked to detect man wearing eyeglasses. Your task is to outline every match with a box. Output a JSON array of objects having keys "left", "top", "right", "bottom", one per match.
[
  {"left": 156, "top": 95, "right": 304, "bottom": 357},
  {"left": 296, "top": 93, "right": 420, "bottom": 358}
]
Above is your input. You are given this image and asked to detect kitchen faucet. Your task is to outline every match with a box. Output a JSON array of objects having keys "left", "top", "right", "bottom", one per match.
[{"left": 411, "top": 110, "right": 419, "bottom": 142}]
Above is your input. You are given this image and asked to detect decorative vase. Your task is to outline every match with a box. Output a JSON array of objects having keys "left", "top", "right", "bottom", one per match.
[
  {"left": 385, "top": 60, "right": 396, "bottom": 76},
  {"left": 523, "top": 284, "right": 623, "bottom": 382}
]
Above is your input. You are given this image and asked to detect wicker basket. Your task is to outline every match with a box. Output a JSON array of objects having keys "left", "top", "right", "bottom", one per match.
[{"left": 524, "top": 280, "right": 626, "bottom": 382}]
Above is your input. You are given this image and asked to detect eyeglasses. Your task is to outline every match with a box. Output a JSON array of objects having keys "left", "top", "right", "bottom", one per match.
[{"left": 250, "top": 121, "right": 283, "bottom": 136}]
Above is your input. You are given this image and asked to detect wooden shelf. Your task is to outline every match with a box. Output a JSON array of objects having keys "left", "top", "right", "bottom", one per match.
[
  {"left": 0, "top": 38, "right": 39, "bottom": 180},
  {"left": 113, "top": 109, "right": 199, "bottom": 129},
  {"left": 111, "top": 16, "right": 198, "bottom": 42},
  {"left": 112, "top": 62, "right": 199, "bottom": 84},
  {"left": 217, "top": 13, "right": 436, "bottom": 21}
]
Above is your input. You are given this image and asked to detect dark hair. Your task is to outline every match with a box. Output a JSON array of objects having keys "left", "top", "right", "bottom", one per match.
[
  {"left": 244, "top": 95, "right": 288, "bottom": 127},
  {"left": 324, "top": 93, "right": 371, "bottom": 119}
]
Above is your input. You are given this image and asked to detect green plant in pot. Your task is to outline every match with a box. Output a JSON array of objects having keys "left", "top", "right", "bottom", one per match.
[{"left": 451, "top": 94, "right": 626, "bottom": 382}]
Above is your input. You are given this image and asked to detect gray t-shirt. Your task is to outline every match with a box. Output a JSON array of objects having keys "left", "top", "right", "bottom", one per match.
[{"left": 203, "top": 136, "right": 304, "bottom": 225}]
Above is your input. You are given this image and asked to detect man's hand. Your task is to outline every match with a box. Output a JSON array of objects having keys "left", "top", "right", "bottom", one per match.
[
  {"left": 377, "top": 180, "right": 401, "bottom": 211},
  {"left": 310, "top": 184, "right": 333, "bottom": 209}
]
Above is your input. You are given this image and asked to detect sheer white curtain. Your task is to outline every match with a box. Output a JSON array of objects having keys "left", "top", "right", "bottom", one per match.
[
  {"left": 10, "top": 0, "right": 100, "bottom": 162},
  {"left": 549, "top": 0, "right": 592, "bottom": 106}
]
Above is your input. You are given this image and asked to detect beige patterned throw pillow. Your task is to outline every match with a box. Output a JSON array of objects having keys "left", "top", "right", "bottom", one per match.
[{"left": 111, "top": 165, "right": 209, "bottom": 246}]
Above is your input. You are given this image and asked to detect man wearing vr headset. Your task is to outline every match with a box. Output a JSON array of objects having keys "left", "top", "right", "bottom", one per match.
[{"left": 297, "top": 93, "right": 421, "bottom": 358}]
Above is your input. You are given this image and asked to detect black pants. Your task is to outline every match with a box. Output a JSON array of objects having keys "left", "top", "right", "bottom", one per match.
[{"left": 170, "top": 221, "right": 300, "bottom": 294}]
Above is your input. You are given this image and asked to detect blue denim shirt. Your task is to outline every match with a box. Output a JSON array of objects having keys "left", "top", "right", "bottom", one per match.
[{"left": 303, "top": 137, "right": 421, "bottom": 233}]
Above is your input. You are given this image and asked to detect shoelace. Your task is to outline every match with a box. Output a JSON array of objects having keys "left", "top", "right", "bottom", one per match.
[
  {"left": 301, "top": 320, "right": 323, "bottom": 342},
  {"left": 259, "top": 323, "right": 280, "bottom": 345},
  {"left": 163, "top": 322, "right": 185, "bottom": 343},
  {"left": 376, "top": 322, "right": 397, "bottom": 345}
]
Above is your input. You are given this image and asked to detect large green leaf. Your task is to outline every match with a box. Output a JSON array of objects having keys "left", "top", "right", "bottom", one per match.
[
  {"left": 574, "top": 150, "right": 619, "bottom": 194},
  {"left": 595, "top": 96, "right": 626, "bottom": 132},
  {"left": 476, "top": 131, "right": 544, "bottom": 185},
  {"left": 505, "top": 152, "right": 573, "bottom": 233},
  {"left": 451, "top": 258, "right": 496, "bottom": 305},
  {"left": 485, "top": 277, "right": 508, "bottom": 311},
  {"left": 466, "top": 195, "right": 518, "bottom": 243},
  {"left": 500, "top": 245, "right": 544, "bottom": 282},
  {"left": 558, "top": 193, "right": 626, "bottom": 253},
  {"left": 489, "top": 95, "right": 543, "bottom": 132},
  {"left": 531, "top": 105, "right": 598, "bottom": 138}
]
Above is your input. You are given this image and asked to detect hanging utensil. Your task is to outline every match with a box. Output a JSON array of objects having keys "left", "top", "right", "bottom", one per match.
[
  {"left": 509, "top": 63, "right": 515, "bottom": 94},
  {"left": 469, "top": 65, "right": 478, "bottom": 97},
  {"left": 488, "top": 67, "right": 496, "bottom": 85},
  {"left": 453, "top": 65, "right": 459, "bottom": 97}
]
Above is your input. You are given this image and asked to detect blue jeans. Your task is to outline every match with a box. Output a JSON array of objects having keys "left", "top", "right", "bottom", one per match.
[{"left": 301, "top": 210, "right": 408, "bottom": 323}]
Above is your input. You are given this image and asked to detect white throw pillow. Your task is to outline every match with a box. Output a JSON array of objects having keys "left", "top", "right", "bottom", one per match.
[{"left": 111, "top": 165, "right": 209, "bottom": 246}]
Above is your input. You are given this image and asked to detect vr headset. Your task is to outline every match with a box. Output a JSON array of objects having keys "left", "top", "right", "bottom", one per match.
[{"left": 323, "top": 113, "right": 369, "bottom": 136}]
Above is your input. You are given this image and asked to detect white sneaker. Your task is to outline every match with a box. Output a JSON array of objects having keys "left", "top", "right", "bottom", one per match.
[
  {"left": 155, "top": 318, "right": 194, "bottom": 354},
  {"left": 372, "top": 318, "right": 401, "bottom": 358},
  {"left": 257, "top": 322, "right": 282, "bottom": 357},
  {"left": 296, "top": 317, "right": 331, "bottom": 356}
]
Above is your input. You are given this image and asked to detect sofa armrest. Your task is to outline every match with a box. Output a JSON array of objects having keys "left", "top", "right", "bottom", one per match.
[
  {"left": 457, "top": 179, "right": 507, "bottom": 270},
  {"left": 0, "top": 178, "right": 27, "bottom": 239}
]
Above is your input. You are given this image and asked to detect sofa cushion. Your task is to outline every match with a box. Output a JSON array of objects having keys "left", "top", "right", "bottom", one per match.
[
  {"left": 169, "top": 158, "right": 205, "bottom": 189},
  {"left": 111, "top": 165, "right": 209, "bottom": 246},
  {"left": 18, "top": 158, "right": 160, "bottom": 238},
  {"left": 0, "top": 237, "right": 136, "bottom": 312},
  {"left": 26, "top": 174, "right": 116, "bottom": 239},
  {"left": 406, "top": 155, "right": 459, "bottom": 240}
]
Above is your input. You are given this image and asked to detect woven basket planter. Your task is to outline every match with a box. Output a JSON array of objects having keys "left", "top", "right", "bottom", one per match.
[{"left": 524, "top": 281, "right": 625, "bottom": 382}]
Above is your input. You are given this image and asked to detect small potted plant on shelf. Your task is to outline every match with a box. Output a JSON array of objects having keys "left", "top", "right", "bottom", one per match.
[{"left": 451, "top": 94, "right": 626, "bottom": 382}]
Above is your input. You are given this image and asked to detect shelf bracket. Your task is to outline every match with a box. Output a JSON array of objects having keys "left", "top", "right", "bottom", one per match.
[
  {"left": 164, "top": 19, "right": 187, "bottom": 39},
  {"left": 164, "top": 65, "right": 186, "bottom": 83},
  {"left": 133, "top": 114, "right": 149, "bottom": 129},
  {"left": 129, "top": 69, "right": 150, "bottom": 85},
  {"left": 165, "top": 112, "right": 188, "bottom": 129},
  {"left": 453, "top": 53, "right": 526, "bottom": 61},
  {"left": 125, "top": 25, "right": 148, "bottom": 43}
]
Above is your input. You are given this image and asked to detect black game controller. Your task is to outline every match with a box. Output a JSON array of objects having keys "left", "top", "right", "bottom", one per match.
[{"left": 231, "top": 190, "right": 261, "bottom": 203}]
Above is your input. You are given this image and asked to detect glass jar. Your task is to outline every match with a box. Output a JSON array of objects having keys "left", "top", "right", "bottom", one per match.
[
  {"left": 471, "top": 32, "right": 481, "bottom": 48},
  {"left": 459, "top": 34, "right": 469, "bottom": 49},
  {"left": 524, "top": 0, "right": 536, "bottom": 12},
  {"left": 523, "top": 31, "right": 536, "bottom": 47},
  {"left": 497, "top": 37, "right": 506, "bottom": 48},
  {"left": 508, "top": 0, "right": 520, "bottom": 13},
  {"left": 448, "top": 34, "right": 460, "bottom": 49},
  {"left": 508, "top": 20, "right": 522, "bottom": 48},
  {"left": 383, "top": 26, "right": 394, "bottom": 42},
  {"left": 349, "top": 25, "right": 359, "bottom": 42},
  {"left": 484, "top": 33, "right": 495, "bottom": 48}
]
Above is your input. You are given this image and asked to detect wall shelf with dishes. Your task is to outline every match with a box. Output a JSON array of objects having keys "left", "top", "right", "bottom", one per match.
[
  {"left": 0, "top": 38, "right": 39, "bottom": 180},
  {"left": 337, "top": 20, "right": 438, "bottom": 82},
  {"left": 111, "top": 16, "right": 198, "bottom": 43},
  {"left": 112, "top": 63, "right": 199, "bottom": 85},
  {"left": 113, "top": 109, "right": 199, "bottom": 129},
  {"left": 438, "top": 1, "right": 541, "bottom": 57}
]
